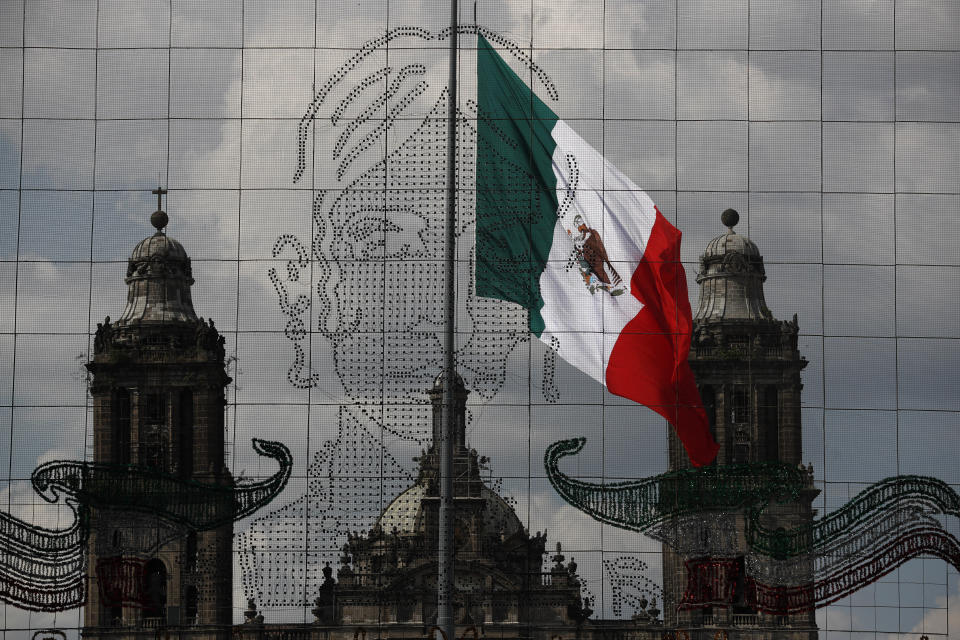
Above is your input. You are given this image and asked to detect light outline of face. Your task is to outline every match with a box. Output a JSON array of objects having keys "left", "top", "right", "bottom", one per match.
[{"left": 274, "top": 26, "right": 558, "bottom": 410}]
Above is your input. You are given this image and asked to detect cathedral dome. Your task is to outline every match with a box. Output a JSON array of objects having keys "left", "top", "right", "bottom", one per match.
[
  {"left": 116, "top": 197, "right": 199, "bottom": 327},
  {"left": 376, "top": 482, "right": 429, "bottom": 534},
  {"left": 376, "top": 482, "right": 524, "bottom": 541},
  {"left": 129, "top": 231, "right": 190, "bottom": 263},
  {"left": 694, "top": 209, "right": 771, "bottom": 324},
  {"left": 701, "top": 226, "right": 761, "bottom": 262}
]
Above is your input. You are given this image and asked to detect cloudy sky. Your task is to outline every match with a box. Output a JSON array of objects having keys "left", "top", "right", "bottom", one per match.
[{"left": 0, "top": 0, "right": 959, "bottom": 637}]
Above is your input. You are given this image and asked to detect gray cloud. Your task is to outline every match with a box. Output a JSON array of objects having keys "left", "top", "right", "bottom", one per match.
[
  {"left": 749, "top": 121, "right": 821, "bottom": 191},
  {"left": 897, "top": 52, "right": 960, "bottom": 122},
  {"left": 0, "top": 48, "right": 22, "bottom": 118},
  {"left": 749, "top": 0, "right": 821, "bottom": 50},
  {"left": 823, "top": 0, "right": 894, "bottom": 50},
  {"left": 749, "top": 51, "right": 820, "bottom": 120},
  {"left": 823, "top": 51, "right": 895, "bottom": 121},
  {"left": 895, "top": 0, "right": 960, "bottom": 50},
  {"left": 677, "top": 0, "right": 748, "bottom": 49},
  {"left": 677, "top": 50, "right": 748, "bottom": 120}
]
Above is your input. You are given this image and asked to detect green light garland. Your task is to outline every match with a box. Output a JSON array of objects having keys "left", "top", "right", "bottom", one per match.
[
  {"left": 32, "top": 438, "right": 291, "bottom": 531},
  {"left": 546, "top": 437, "right": 960, "bottom": 613},
  {"left": 747, "top": 474, "right": 960, "bottom": 559},
  {"left": 544, "top": 437, "right": 807, "bottom": 534},
  {"left": 546, "top": 438, "right": 960, "bottom": 560},
  {"left": 0, "top": 439, "right": 291, "bottom": 612}
]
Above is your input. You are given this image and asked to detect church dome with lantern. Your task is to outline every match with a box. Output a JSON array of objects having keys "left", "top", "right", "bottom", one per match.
[
  {"left": 115, "top": 193, "right": 199, "bottom": 327},
  {"left": 694, "top": 208, "right": 771, "bottom": 324}
]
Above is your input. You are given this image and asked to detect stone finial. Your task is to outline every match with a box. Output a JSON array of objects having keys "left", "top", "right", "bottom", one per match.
[
  {"left": 721, "top": 208, "right": 739, "bottom": 232},
  {"left": 244, "top": 597, "right": 263, "bottom": 624},
  {"left": 552, "top": 542, "right": 565, "bottom": 569}
]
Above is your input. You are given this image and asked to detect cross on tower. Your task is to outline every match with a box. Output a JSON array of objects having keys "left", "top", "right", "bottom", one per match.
[
  {"left": 152, "top": 186, "right": 167, "bottom": 211},
  {"left": 149, "top": 186, "right": 170, "bottom": 232}
]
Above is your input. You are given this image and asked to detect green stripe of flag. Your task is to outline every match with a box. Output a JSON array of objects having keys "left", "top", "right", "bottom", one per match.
[{"left": 475, "top": 35, "right": 559, "bottom": 337}]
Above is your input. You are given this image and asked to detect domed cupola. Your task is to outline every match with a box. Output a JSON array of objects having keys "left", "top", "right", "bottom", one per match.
[
  {"left": 116, "top": 188, "right": 199, "bottom": 327},
  {"left": 694, "top": 209, "right": 771, "bottom": 324}
]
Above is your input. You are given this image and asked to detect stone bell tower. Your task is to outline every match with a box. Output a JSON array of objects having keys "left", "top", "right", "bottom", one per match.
[
  {"left": 661, "top": 210, "right": 818, "bottom": 638},
  {"left": 83, "top": 189, "right": 233, "bottom": 638}
]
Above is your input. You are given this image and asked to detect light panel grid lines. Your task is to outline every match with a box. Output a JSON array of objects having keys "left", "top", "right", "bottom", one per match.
[{"left": 0, "top": 1, "right": 958, "bottom": 638}]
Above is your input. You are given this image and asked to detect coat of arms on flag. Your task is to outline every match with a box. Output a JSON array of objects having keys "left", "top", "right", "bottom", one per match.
[{"left": 567, "top": 214, "right": 627, "bottom": 297}]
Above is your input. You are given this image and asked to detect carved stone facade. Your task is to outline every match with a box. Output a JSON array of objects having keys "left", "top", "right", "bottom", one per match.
[
  {"left": 662, "top": 211, "right": 819, "bottom": 639},
  {"left": 83, "top": 205, "right": 233, "bottom": 639}
]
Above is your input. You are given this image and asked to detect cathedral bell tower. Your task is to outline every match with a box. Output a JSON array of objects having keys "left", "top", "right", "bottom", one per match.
[
  {"left": 662, "top": 210, "right": 818, "bottom": 638},
  {"left": 84, "top": 190, "right": 233, "bottom": 636}
]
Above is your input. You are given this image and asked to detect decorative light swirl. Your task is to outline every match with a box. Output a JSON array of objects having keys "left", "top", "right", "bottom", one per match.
[
  {"left": 546, "top": 437, "right": 960, "bottom": 613},
  {"left": 0, "top": 439, "right": 291, "bottom": 612},
  {"left": 747, "top": 474, "right": 960, "bottom": 559},
  {"left": 32, "top": 438, "right": 292, "bottom": 531},
  {"left": 680, "top": 527, "right": 960, "bottom": 614},
  {"left": 547, "top": 438, "right": 960, "bottom": 559},
  {"left": 544, "top": 437, "right": 807, "bottom": 533}
]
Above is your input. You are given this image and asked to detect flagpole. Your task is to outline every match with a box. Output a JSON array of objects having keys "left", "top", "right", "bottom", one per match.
[{"left": 437, "top": 0, "right": 458, "bottom": 637}]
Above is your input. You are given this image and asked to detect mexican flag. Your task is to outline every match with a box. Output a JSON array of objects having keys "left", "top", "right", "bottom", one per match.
[{"left": 475, "top": 36, "right": 718, "bottom": 467}]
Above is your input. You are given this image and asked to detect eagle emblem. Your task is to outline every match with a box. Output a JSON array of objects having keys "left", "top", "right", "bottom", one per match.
[{"left": 567, "top": 215, "right": 627, "bottom": 296}]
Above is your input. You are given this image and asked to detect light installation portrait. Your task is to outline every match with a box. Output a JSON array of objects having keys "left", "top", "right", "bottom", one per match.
[{"left": 0, "top": 1, "right": 958, "bottom": 639}]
